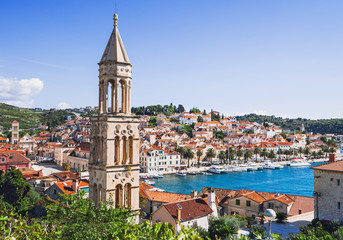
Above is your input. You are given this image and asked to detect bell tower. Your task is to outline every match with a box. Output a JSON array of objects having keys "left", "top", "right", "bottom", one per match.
[{"left": 89, "top": 13, "right": 140, "bottom": 218}]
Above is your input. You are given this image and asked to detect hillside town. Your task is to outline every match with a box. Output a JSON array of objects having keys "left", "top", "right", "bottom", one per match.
[{"left": 1, "top": 109, "right": 343, "bottom": 237}]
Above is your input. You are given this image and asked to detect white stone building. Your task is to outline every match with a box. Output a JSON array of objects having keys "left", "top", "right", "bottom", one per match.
[{"left": 140, "top": 148, "right": 181, "bottom": 173}]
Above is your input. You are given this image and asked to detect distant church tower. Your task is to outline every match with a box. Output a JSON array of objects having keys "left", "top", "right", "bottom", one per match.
[
  {"left": 11, "top": 120, "right": 19, "bottom": 144},
  {"left": 89, "top": 13, "right": 140, "bottom": 215}
]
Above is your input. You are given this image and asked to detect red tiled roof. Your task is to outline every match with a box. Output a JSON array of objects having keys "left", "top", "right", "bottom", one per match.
[
  {"left": 163, "top": 198, "right": 213, "bottom": 222},
  {"left": 311, "top": 160, "right": 343, "bottom": 173},
  {"left": 144, "top": 191, "right": 191, "bottom": 203}
]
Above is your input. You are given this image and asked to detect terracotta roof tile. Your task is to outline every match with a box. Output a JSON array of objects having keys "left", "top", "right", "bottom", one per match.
[
  {"left": 145, "top": 191, "right": 191, "bottom": 203},
  {"left": 163, "top": 198, "right": 213, "bottom": 222},
  {"left": 311, "top": 160, "right": 343, "bottom": 173}
]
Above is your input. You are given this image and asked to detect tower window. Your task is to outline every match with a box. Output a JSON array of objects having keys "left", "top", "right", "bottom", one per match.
[
  {"left": 338, "top": 179, "right": 340, "bottom": 186},
  {"left": 338, "top": 202, "right": 341, "bottom": 210}
]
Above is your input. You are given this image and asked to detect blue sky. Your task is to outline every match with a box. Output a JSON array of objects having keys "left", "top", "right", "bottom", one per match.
[{"left": 1, "top": 0, "right": 343, "bottom": 119}]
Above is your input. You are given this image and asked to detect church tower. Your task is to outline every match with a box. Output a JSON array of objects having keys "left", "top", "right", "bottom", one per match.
[
  {"left": 11, "top": 120, "right": 19, "bottom": 144},
  {"left": 89, "top": 13, "right": 140, "bottom": 216}
]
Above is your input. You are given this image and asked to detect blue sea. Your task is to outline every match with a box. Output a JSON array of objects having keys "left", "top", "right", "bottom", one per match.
[{"left": 153, "top": 163, "right": 324, "bottom": 197}]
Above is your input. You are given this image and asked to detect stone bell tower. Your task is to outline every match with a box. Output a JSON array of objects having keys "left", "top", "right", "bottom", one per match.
[{"left": 89, "top": 13, "right": 140, "bottom": 216}]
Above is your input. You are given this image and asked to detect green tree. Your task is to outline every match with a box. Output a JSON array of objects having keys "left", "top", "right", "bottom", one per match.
[
  {"left": 299, "top": 147, "right": 304, "bottom": 157},
  {"left": 0, "top": 168, "right": 41, "bottom": 213},
  {"left": 197, "top": 115, "right": 203, "bottom": 123},
  {"left": 254, "top": 147, "right": 260, "bottom": 161},
  {"left": 219, "top": 151, "right": 227, "bottom": 164},
  {"left": 244, "top": 150, "right": 252, "bottom": 162},
  {"left": 208, "top": 216, "right": 245, "bottom": 240},
  {"left": 206, "top": 148, "right": 216, "bottom": 164},
  {"left": 184, "top": 148, "right": 194, "bottom": 168},
  {"left": 304, "top": 147, "right": 310, "bottom": 158},
  {"left": 237, "top": 149, "right": 243, "bottom": 162},
  {"left": 196, "top": 149, "right": 203, "bottom": 168}
]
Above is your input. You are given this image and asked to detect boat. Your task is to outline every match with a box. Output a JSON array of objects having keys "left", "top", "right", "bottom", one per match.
[
  {"left": 247, "top": 163, "right": 259, "bottom": 171},
  {"left": 289, "top": 159, "right": 311, "bottom": 167},
  {"left": 196, "top": 171, "right": 204, "bottom": 175},
  {"left": 144, "top": 179, "right": 155, "bottom": 185},
  {"left": 274, "top": 164, "right": 284, "bottom": 169},
  {"left": 188, "top": 172, "right": 197, "bottom": 175},
  {"left": 221, "top": 167, "right": 232, "bottom": 173},
  {"left": 262, "top": 161, "right": 276, "bottom": 169},
  {"left": 208, "top": 165, "right": 223, "bottom": 174},
  {"left": 204, "top": 172, "right": 213, "bottom": 175},
  {"left": 176, "top": 171, "right": 187, "bottom": 176}
]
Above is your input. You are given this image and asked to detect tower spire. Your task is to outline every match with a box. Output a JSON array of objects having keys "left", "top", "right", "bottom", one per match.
[{"left": 113, "top": 13, "right": 118, "bottom": 27}]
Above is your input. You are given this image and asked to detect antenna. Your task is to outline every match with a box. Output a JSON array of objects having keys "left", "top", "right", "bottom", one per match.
[{"left": 115, "top": 0, "right": 118, "bottom": 14}]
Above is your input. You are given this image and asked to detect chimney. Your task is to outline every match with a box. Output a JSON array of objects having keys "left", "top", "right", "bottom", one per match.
[
  {"left": 329, "top": 153, "right": 336, "bottom": 163},
  {"left": 208, "top": 187, "right": 218, "bottom": 217},
  {"left": 191, "top": 190, "right": 197, "bottom": 199},
  {"left": 177, "top": 208, "right": 182, "bottom": 221},
  {"left": 72, "top": 179, "right": 79, "bottom": 193}
]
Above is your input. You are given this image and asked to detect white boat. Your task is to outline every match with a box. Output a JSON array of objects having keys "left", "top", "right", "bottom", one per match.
[
  {"left": 144, "top": 180, "right": 155, "bottom": 185},
  {"left": 262, "top": 161, "right": 276, "bottom": 169},
  {"left": 274, "top": 164, "right": 284, "bottom": 169},
  {"left": 208, "top": 165, "right": 222, "bottom": 174},
  {"left": 247, "top": 163, "right": 259, "bottom": 171},
  {"left": 239, "top": 164, "right": 248, "bottom": 172},
  {"left": 176, "top": 172, "right": 186, "bottom": 176},
  {"left": 221, "top": 167, "right": 232, "bottom": 173},
  {"left": 289, "top": 159, "right": 311, "bottom": 167}
]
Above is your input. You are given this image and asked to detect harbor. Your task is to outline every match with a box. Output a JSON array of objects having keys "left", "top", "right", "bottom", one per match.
[{"left": 143, "top": 162, "right": 325, "bottom": 197}]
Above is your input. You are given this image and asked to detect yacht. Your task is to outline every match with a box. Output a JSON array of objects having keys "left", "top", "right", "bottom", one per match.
[
  {"left": 262, "top": 161, "right": 276, "bottom": 169},
  {"left": 144, "top": 179, "right": 155, "bottom": 185},
  {"left": 188, "top": 171, "right": 197, "bottom": 175},
  {"left": 289, "top": 159, "right": 311, "bottom": 167},
  {"left": 208, "top": 165, "right": 223, "bottom": 174},
  {"left": 176, "top": 171, "right": 187, "bottom": 176},
  {"left": 274, "top": 163, "right": 284, "bottom": 169},
  {"left": 247, "top": 163, "right": 259, "bottom": 171}
]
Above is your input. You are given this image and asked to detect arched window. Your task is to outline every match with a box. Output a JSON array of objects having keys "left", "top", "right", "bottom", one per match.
[
  {"left": 115, "top": 136, "right": 120, "bottom": 165},
  {"left": 115, "top": 184, "right": 123, "bottom": 208},
  {"left": 124, "top": 183, "right": 132, "bottom": 208},
  {"left": 122, "top": 136, "right": 127, "bottom": 164},
  {"left": 129, "top": 136, "right": 133, "bottom": 164}
]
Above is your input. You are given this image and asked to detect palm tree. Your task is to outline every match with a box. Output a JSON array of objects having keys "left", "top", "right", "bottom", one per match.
[
  {"left": 254, "top": 147, "right": 260, "bottom": 161},
  {"left": 244, "top": 150, "right": 252, "bottom": 163},
  {"left": 261, "top": 148, "right": 268, "bottom": 160},
  {"left": 228, "top": 147, "right": 235, "bottom": 165},
  {"left": 206, "top": 148, "right": 216, "bottom": 164},
  {"left": 269, "top": 150, "right": 276, "bottom": 161},
  {"left": 304, "top": 147, "right": 310, "bottom": 158},
  {"left": 237, "top": 149, "right": 243, "bottom": 163},
  {"left": 277, "top": 149, "right": 283, "bottom": 161},
  {"left": 318, "top": 150, "right": 324, "bottom": 159},
  {"left": 298, "top": 147, "right": 304, "bottom": 157},
  {"left": 196, "top": 149, "right": 203, "bottom": 168},
  {"left": 219, "top": 151, "right": 226, "bottom": 164},
  {"left": 184, "top": 148, "right": 194, "bottom": 168}
]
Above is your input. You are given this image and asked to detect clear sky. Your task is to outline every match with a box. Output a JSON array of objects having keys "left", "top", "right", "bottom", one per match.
[{"left": 1, "top": 0, "right": 343, "bottom": 119}]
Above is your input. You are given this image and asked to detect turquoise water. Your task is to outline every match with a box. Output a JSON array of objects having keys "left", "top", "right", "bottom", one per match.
[{"left": 153, "top": 163, "right": 324, "bottom": 197}]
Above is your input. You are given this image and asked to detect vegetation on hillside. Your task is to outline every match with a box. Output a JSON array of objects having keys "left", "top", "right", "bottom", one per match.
[
  {"left": 0, "top": 103, "right": 41, "bottom": 129},
  {"left": 237, "top": 114, "right": 343, "bottom": 135},
  {"left": 40, "top": 110, "right": 76, "bottom": 130}
]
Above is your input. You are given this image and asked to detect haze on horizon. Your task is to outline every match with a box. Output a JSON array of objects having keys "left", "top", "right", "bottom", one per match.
[{"left": 0, "top": 0, "right": 343, "bottom": 120}]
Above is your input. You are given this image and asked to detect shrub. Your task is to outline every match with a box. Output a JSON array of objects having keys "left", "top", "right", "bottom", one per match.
[{"left": 248, "top": 226, "right": 267, "bottom": 239}]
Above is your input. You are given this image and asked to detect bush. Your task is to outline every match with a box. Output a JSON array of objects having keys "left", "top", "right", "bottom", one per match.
[
  {"left": 248, "top": 226, "right": 267, "bottom": 239},
  {"left": 208, "top": 215, "right": 246, "bottom": 239}
]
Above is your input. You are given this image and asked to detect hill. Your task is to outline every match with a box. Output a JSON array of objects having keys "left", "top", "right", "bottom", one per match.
[
  {"left": 236, "top": 114, "right": 343, "bottom": 135},
  {"left": 0, "top": 103, "right": 41, "bottom": 129}
]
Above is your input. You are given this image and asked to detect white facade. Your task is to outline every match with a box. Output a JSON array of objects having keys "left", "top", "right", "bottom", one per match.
[{"left": 140, "top": 149, "right": 181, "bottom": 173}]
